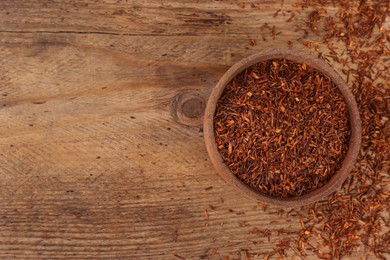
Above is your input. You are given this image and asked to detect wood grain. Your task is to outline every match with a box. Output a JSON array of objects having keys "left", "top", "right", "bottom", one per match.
[{"left": 0, "top": 1, "right": 385, "bottom": 259}]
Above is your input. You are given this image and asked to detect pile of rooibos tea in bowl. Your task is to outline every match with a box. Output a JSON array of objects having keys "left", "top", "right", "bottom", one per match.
[{"left": 213, "top": 58, "right": 352, "bottom": 200}]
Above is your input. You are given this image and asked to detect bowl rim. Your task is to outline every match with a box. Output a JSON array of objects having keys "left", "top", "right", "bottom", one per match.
[{"left": 203, "top": 48, "right": 362, "bottom": 207}]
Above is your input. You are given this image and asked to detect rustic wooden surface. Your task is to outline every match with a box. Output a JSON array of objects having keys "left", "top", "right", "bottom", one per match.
[{"left": 0, "top": 1, "right": 387, "bottom": 259}]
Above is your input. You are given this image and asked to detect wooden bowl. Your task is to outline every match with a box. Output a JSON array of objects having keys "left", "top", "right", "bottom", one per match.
[{"left": 204, "top": 49, "right": 361, "bottom": 207}]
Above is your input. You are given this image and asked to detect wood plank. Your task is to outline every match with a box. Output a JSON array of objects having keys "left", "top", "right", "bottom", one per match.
[
  {"left": 0, "top": 0, "right": 387, "bottom": 259},
  {"left": 0, "top": 0, "right": 301, "bottom": 36},
  {"left": 1, "top": 31, "right": 302, "bottom": 258}
]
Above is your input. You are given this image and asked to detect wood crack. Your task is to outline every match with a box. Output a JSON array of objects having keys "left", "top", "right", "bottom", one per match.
[
  {"left": 0, "top": 30, "right": 256, "bottom": 37},
  {"left": 0, "top": 30, "right": 160, "bottom": 36}
]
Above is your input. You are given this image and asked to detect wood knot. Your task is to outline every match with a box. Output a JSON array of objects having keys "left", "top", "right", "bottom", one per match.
[{"left": 173, "top": 91, "right": 206, "bottom": 127}]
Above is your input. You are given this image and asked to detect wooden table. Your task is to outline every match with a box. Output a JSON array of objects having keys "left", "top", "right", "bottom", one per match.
[{"left": 0, "top": 1, "right": 386, "bottom": 259}]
